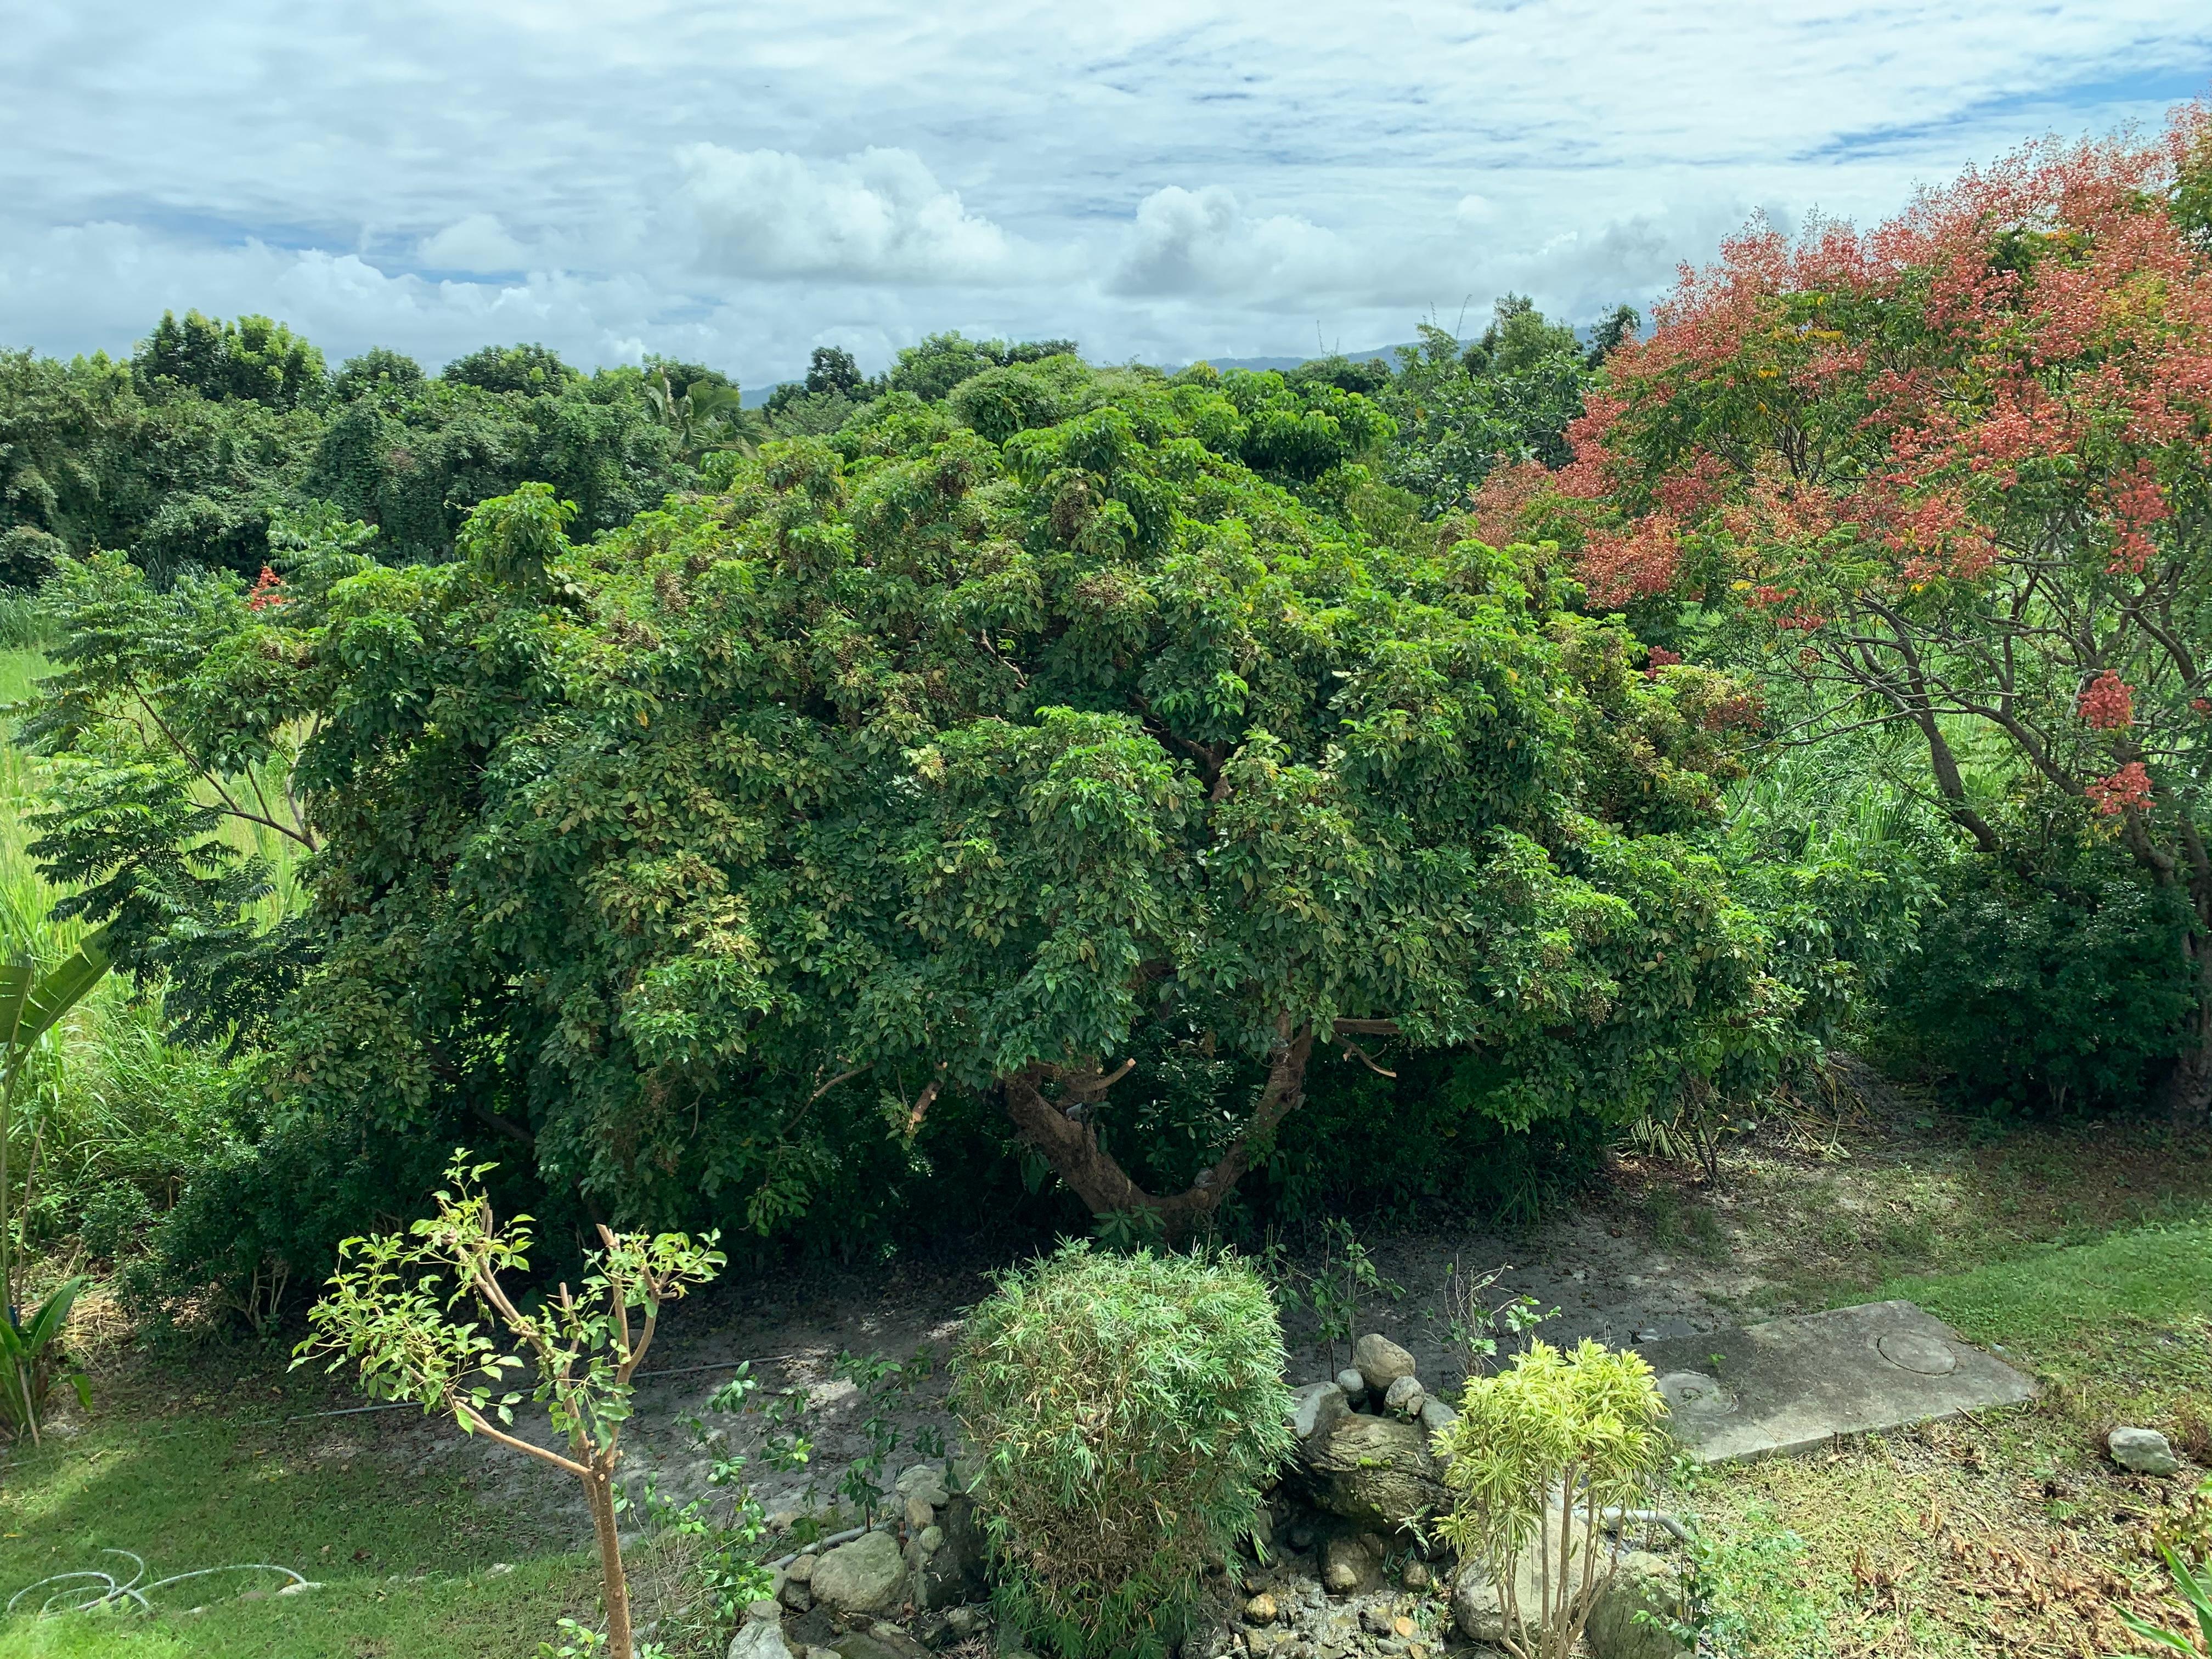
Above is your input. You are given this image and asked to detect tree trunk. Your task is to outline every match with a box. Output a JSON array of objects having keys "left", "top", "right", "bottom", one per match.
[
  {"left": 582, "top": 1463, "right": 635, "bottom": 1659},
  {"left": 1001, "top": 1029, "right": 1314, "bottom": 1240}
]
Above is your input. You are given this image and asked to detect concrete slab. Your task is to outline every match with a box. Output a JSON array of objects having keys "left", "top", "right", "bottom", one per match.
[{"left": 1634, "top": 1299, "right": 2035, "bottom": 1463}]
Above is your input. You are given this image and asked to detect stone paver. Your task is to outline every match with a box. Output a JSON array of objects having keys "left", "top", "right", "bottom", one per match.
[{"left": 1636, "top": 1299, "right": 2035, "bottom": 1462}]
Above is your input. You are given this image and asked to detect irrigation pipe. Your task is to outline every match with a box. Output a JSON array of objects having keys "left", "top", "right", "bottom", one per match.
[
  {"left": 1599, "top": 1506, "right": 1692, "bottom": 1544},
  {"left": 769, "top": 1524, "right": 871, "bottom": 1572},
  {"left": 7, "top": 1548, "right": 312, "bottom": 1617},
  {"left": 283, "top": 1354, "right": 797, "bottom": 1421}
]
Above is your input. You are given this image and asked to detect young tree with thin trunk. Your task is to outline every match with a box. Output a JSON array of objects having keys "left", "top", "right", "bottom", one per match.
[{"left": 294, "top": 1154, "right": 722, "bottom": 1659}]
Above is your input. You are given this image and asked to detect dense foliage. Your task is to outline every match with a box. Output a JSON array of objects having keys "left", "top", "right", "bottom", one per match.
[
  {"left": 18, "top": 337, "right": 1807, "bottom": 1271},
  {"left": 1483, "top": 105, "right": 2212, "bottom": 1114},
  {"left": 951, "top": 1241, "right": 1293, "bottom": 1659}
]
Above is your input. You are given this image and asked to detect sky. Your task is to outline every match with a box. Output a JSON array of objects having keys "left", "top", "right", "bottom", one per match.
[{"left": 4, "top": 2, "right": 2209, "bottom": 391}]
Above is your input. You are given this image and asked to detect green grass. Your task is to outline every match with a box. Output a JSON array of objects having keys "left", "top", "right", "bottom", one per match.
[
  {"left": 1679, "top": 1221, "right": 2212, "bottom": 1656},
  {"left": 0, "top": 1371, "right": 594, "bottom": 1658},
  {"left": 1884, "top": 1219, "right": 2212, "bottom": 1352}
]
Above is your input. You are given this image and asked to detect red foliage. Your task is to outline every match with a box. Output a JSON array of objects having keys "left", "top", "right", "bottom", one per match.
[
  {"left": 2085, "top": 761, "right": 2153, "bottom": 816},
  {"left": 1565, "top": 103, "right": 2212, "bottom": 618},
  {"left": 2078, "top": 670, "right": 2135, "bottom": 730},
  {"left": 1581, "top": 513, "right": 1683, "bottom": 607},
  {"left": 1643, "top": 645, "right": 1683, "bottom": 679},
  {"left": 247, "top": 566, "right": 288, "bottom": 611}
]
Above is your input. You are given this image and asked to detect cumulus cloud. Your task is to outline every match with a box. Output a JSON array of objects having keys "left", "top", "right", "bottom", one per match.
[
  {"left": 1110, "top": 185, "right": 1366, "bottom": 300},
  {"left": 3, "top": 0, "right": 2207, "bottom": 379},
  {"left": 680, "top": 144, "right": 1025, "bottom": 285},
  {"left": 416, "top": 213, "right": 531, "bottom": 274}
]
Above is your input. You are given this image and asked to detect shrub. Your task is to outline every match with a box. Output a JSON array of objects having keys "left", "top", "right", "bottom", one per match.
[
  {"left": 1875, "top": 850, "right": 2195, "bottom": 1116},
  {"left": 952, "top": 1241, "right": 1294, "bottom": 1659},
  {"left": 1434, "top": 1339, "right": 1668, "bottom": 1659}
]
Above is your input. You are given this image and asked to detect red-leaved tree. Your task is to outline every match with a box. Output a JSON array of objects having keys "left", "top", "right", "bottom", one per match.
[{"left": 1483, "top": 104, "right": 2212, "bottom": 1110}]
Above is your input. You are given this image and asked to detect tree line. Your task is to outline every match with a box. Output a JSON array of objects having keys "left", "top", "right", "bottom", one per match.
[{"left": 8, "top": 97, "right": 2211, "bottom": 1310}]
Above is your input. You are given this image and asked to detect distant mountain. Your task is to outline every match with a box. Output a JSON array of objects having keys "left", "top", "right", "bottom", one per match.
[{"left": 1199, "top": 342, "right": 1423, "bottom": 374}]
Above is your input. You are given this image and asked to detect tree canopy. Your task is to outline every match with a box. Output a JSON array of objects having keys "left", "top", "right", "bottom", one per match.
[
  {"left": 1486, "top": 106, "right": 2212, "bottom": 1109},
  {"left": 27, "top": 358, "right": 1788, "bottom": 1239}
]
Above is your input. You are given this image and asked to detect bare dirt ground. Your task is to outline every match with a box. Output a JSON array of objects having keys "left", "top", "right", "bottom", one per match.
[{"left": 346, "top": 1052, "right": 2212, "bottom": 1551}]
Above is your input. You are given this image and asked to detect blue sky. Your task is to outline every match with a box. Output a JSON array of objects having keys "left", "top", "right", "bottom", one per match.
[{"left": 4, "top": 1, "right": 2207, "bottom": 390}]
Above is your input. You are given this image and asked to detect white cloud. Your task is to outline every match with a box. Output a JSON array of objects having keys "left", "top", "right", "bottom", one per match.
[
  {"left": 680, "top": 144, "right": 1025, "bottom": 284},
  {"left": 417, "top": 213, "right": 531, "bottom": 273},
  {"left": 1, "top": 0, "right": 2207, "bottom": 382},
  {"left": 1112, "top": 185, "right": 1377, "bottom": 301}
]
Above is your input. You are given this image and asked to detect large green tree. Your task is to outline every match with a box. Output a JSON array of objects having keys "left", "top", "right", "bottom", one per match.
[{"left": 28, "top": 363, "right": 1787, "bottom": 1240}]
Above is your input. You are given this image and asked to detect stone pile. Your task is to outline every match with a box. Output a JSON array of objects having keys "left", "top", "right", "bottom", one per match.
[
  {"left": 1195, "top": 1331, "right": 1685, "bottom": 1659},
  {"left": 735, "top": 1458, "right": 988, "bottom": 1659},
  {"left": 732, "top": 1330, "right": 1687, "bottom": 1658}
]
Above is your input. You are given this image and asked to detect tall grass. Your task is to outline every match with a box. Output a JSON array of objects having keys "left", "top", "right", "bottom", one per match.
[{"left": 0, "top": 648, "right": 236, "bottom": 1269}]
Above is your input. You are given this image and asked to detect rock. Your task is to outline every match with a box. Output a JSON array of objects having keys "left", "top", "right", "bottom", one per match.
[
  {"left": 1452, "top": 1509, "right": 1592, "bottom": 1645},
  {"left": 912, "top": 1493, "right": 987, "bottom": 1610},
  {"left": 1307, "top": 1414, "right": 1448, "bottom": 1530},
  {"left": 904, "top": 1494, "right": 936, "bottom": 1532},
  {"left": 944, "top": 1606, "right": 982, "bottom": 1637},
  {"left": 730, "top": 1618, "right": 797, "bottom": 1659},
  {"left": 779, "top": 1576, "right": 814, "bottom": 1612},
  {"left": 1418, "top": 1396, "right": 1459, "bottom": 1438},
  {"left": 1384, "top": 1375, "right": 1425, "bottom": 1418},
  {"left": 1335, "top": 1367, "right": 1369, "bottom": 1401},
  {"left": 896, "top": 1463, "right": 951, "bottom": 1508},
  {"left": 747, "top": 1599, "right": 783, "bottom": 1622},
  {"left": 1321, "top": 1532, "right": 1383, "bottom": 1595},
  {"left": 1291, "top": 1380, "right": 1351, "bottom": 1447},
  {"left": 810, "top": 1528, "right": 907, "bottom": 1616},
  {"left": 1246, "top": 1592, "right": 1279, "bottom": 1625},
  {"left": 1586, "top": 1551, "right": 1689, "bottom": 1659},
  {"left": 1402, "top": 1560, "right": 1431, "bottom": 1589},
  {"left": 1359, "top": 1605, "right": 1396, "bottom": 1635},
  {"left": 913, "top": 1525, "right": 943, "bottom": 1557},
  {"left": 1249, "top": 1503, "right": 1274, "bottom": 1559},
  {"left": 822, "top": 1628, "right": 926, "bottom": 1659},
  {"left": 1353, "top": 1333, "right": 1417, "bottom": 1394},
  {"left": 787, "top": 1553, "right": 817, "bottom": 1584},
  {"left": 2111, "top": 1426, "right": 2181, "bottom": 1476}
]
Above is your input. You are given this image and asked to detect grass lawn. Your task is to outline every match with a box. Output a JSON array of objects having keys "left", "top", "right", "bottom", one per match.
[
  {"left": 0, "top": 1353, "right": 597, "bottom": 1658},
  {"left": 1678, "top": 1222, "right": 2212, "bottom": 1657}
]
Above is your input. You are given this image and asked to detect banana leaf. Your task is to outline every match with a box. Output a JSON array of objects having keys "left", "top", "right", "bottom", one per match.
[{"left": 0, "top": 1275, "right": 92, "bottom": 1441}]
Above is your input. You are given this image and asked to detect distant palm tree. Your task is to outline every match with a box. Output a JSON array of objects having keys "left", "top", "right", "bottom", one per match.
[{"left": 645, "top": 369, "right": 753, "bottom": 465}]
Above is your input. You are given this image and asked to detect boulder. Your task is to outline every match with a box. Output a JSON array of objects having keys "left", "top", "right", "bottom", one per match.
[
  {"left": 1321, "top": 1531, "right": 1384, "bottom": 1595},
  {"left": 1452, "top": 1508, "right": 1593, "bottom": 1645},
  {"left": 1586, "top": 1550, "right": 1689, "bottom": 1659},
  {"left": 2111, "top": 1426, "right": 2181, "bottom": 1476},
  {"left": 786, "top": 1553, "right": 817, "bottom": 1584},
  {"left": 895, "top": 1463, "right": 950, "bottom": 1508},
  {"left": 1290, "top": 1380, "right": 1350, "bottom": 1449},
  {"left": 1419, "top": 1395, "right": 1459, "bottom": 1438},
  {"left": 810, "top": 1528, "right": 907, "bottom": 1616},
  {"left": 1307, "top": 1414, "right": 1447, "bottom": 1530},
  {"left": 911, "top": 1493, "right": 987, "bottom": 1610},
  {"left": 729, "top": 1618, "right": 797, "bottom": 1659},
  {"left": 1245, "top": 1591, "right": 1279, "bottom": 1624},
  {"left": 1353, "top": 1333, "right": 1417, "bottom": 1394},
  {"left": 1384, "top": 1375, "right": 1425, "bottom": 1418},
  {"left": 823, "top": 1627, "right": 928, "bottom": 1659},
  {"left": 903, "top": 1494, "right": 936, "bottom": 1532},
  {"left": 1335, "top": 1367, "right": 1369, "bottom": 1402}
]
